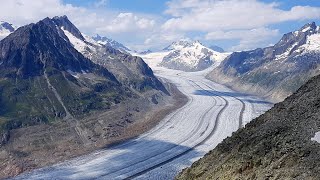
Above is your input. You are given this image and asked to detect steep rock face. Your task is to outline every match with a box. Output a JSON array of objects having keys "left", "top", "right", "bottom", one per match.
[
  {"left": 208, "top": 22, "right": 320, "bottom": 102},
  {"left": 160, "top": 40, "right": 229, "bottom": 72},
  {"left": 52, "top": 15, "right": 85, "bottom": 41},
  {"left": 177, "top": 74, "right": 320, "bottom": 180}
]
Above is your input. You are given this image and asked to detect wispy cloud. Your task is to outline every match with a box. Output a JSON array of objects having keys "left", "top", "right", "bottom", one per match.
[
  {"left": 206, "top": 28, "right": 279, "bottom": 51},
  {"left": 94, "top": 0, "right": 108, "bottom": 8}
]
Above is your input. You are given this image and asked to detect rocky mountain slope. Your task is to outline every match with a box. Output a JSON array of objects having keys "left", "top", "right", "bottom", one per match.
[
  {"left": 177, "top": 69, "right": 320, "bottom": 180},
  {"left": 160, "top": 40, "right": 229, "bottom": 71},
  {"left": 0, "top": 17, "right": 123, "bottom": 129},
  {"left": 0, "top": 21, "right": 15, "bottom": 39},
  {"left": 0, "top": 16, "right": 179, "bottom": 178},
  {"left": 208, "top": 22, "right": 320, "bottom": 102}
]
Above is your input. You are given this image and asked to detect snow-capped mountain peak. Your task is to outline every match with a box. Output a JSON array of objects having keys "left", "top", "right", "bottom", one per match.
[
  {"left": 300, "top": 22, "right": 317, "bottom": 33},
  {"left": 163, "top": 40, "right": 193, "bottom": 51},
  {"left": 273, "top": 22, "right": 320, "bottom": 61},
  {"left": 159, "top": 40, "right": 230, "bottom": 71},
  {"left": 52, "top": 16, "right": 85, "bottom": 41}
]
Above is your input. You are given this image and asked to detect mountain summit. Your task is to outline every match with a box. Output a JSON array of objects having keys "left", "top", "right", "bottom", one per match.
[{"left": 160, "top": 40, "right": 229, "bottom": 71}]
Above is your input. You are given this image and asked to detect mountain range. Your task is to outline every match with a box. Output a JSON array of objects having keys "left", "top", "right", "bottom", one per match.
[{"left": 208, "top": 22, "right": 320, "bottom": 102}]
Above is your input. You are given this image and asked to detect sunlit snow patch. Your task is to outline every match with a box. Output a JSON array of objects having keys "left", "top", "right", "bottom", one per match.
[
  {"left": 67, "top": 70, "right": 81, "bottom": 79},
  {"left": 311, "top": 132, "right": 320, "bottom": 143}
]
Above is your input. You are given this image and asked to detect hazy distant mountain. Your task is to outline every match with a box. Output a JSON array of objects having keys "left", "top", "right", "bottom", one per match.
[
  {"left": 92, "top": 34, "right": 132, "bottom": 53},
  {"left": 209, "top": 45, "right": 225, "bottom": 53},
  {"left": 0, "top": 21, "right": 15, "bottom": 39},
  {"left": 160, "top": 40, "right": 229, "bottom": 71},
  {"left": 208, "top": 22, "right": 320, "bottom": 102},
  {"left": 139, "top": 49, "right": 152, "bottom": 55}
]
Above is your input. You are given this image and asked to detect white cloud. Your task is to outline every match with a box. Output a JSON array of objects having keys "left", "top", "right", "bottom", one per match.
[
  {"left": 0, "top": 0, "right": 78, "bottom": 25},
  {"left": 94, "top": 0, "right": 108, "bottom": 8},
  {"left": 138, "top": 31, "right": 186, "bottom": 50},
  {"left": 96, "top": 13, "right": 155, "bottom": 34},
  {"left": 163, "top": 0, "right": 320, "bottom": 32},
  {"left": 206, "top": 27, "right": 279, "bottom": 51}
]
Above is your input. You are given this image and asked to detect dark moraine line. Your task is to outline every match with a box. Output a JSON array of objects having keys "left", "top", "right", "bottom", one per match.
[
  {"left": 123, "top": 79, "right": 230, "bottom": 179},
  {"left": 200, "top": 81, "right": 246, "bottom": 129},
  {"left": 94, "top": 79, "right": 218, "bottom": 179}
]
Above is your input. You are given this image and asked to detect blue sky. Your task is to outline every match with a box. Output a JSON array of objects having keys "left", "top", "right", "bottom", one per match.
[
  {"left": 63, "top": 0, "right": 168, "bottom": 14},
  {"left": 1, "top": 0, "right": 320, "bottom": 51}
]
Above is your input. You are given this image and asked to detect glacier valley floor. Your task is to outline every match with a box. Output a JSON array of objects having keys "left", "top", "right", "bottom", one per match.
[{"left": 12, "top": 58, "right": 272, "bottom": 180}]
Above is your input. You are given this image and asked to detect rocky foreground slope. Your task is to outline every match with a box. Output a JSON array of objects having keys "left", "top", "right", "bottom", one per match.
[
  {"left": 208, "top": 22, "right": 320, "bottom": 102},
  {"left": 0, "top": 16, "right": 181, "bottom": 178},
  {"left": 177, "top": 73, "right": 320, "bottom": 179}
]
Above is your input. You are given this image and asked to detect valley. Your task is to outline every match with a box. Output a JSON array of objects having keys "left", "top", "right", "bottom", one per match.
[
  {"left": 1, "top": 1, "right": 320, "bottom": 179},
  {"left": 12, "top": 57, "right": 272, "bottom": 179},
  {"left": 1, "top": 7, "right": 319, "bottom": 180}
]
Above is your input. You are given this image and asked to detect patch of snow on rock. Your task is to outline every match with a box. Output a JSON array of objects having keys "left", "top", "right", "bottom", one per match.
[
  {"left": 300, "top": 34, "right": 320, "bottom": 52},
  {"left": 62, "top": 28, "right": 87, "bottom": 53},
  {"left": 311, "top": 132, "right": 320, "bottom": 143},
  {"left": 302, "top": 26, "right": 311, "bottom": 33}
]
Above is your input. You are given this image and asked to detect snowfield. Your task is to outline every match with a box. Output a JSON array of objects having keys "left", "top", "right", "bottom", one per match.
[{"left": 12, "top": 55, "right": 272, "bottom": 180}]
